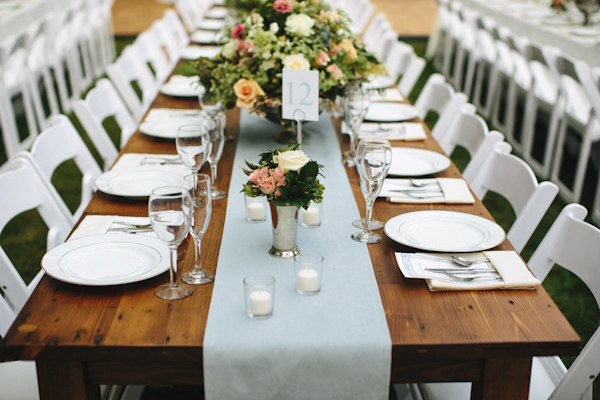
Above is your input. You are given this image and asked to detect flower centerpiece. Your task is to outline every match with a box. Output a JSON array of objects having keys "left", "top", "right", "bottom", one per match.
[
  {"left": 242, "top": 144, "right": 324, "bottom": 258},
  {"left": 180, "top": 0, "right": 385, "bottom": 123},
  {"left": 550, "top": 0, "right": 569, "bottom": 12}
]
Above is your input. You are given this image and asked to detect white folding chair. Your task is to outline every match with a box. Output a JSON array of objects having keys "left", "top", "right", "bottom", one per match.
[
  {"left": 362, "top": 12, "right": 388, "bottom": 54},
  {"left": 73, "top": 79, "right": 137, "bottom": 170},
  {"left": 469, "top": 26, "right": 499, "bottom": 119},
  {"left": 133, "top": 30, "right": 172, "bottom": 84},
  {"left": 582, "top": 67, "right": 600, "bottom": 226},
  {"left": 412, "top": 203, "right": 600, "bottom": 400},
  {"left": 105, "top": 45, "right": 160, "bottom": 123},
  {"left": 549, "top": 58, "right": 600, "bottom": 204},
  {"left": 437, "top": 104, "right": 504, "bottom": 183},
  {"left": 397, "top": 52, "right": 427, "bottom": 99},
  {"left": 20, "top": 114, "right": 103, "bottom": 224},
  {"left": 413, "top": 73, "right": 467, "bottom": 142},
  {"left": 520, "top": 43, "right": 560, "bottom": 180},
  {"left": 468, "top": 141, "right": 559, "bottom": 253},
  {"left": 148, "top": 17, "right": 182, "bottom": 69}
]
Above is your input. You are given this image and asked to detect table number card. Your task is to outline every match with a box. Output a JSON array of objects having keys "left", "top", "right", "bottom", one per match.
[{"left": 282, "top": 70, "right": 319, "bottom": 121}]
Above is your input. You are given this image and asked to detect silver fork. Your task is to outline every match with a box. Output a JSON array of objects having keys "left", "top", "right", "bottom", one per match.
[{"left": 438, "top": 271, "right": 501, "bottom": 283}]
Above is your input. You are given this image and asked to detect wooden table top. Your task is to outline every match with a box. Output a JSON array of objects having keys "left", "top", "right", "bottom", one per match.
[{"left": 1, "top": 86, "right": 580, "bottom": 392}]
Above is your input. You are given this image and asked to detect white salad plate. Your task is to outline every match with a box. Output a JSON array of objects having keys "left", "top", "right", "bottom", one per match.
[
  {"left": 206, "top": 7, "right": 229, "bottom": 19},
  {"left": 570, "top": 27, "right": 600, "bottom": 37},
  {"left": 95, "top": 166, "right": 188, "bottom": 197},
  {"left": 139, "top": 117, "right": 206, "bottom": 139},
  {"left": 388, "top": 147, "right": 451, "bottom": 176},
  {"left": 365, "top": 103, "right": 419, "bottom": 122},
  {"left": 42, "top": 234, "right": 170, "bottom": 286},
  {"left": 160, "top": 76, "right": 204, "bottom": 97},
  {"left": 196, "top": 19, "right": 225, "bottom": 31},
  {"left": 190, "top": 30, "right": 223, "bottom": 44},
  {"left": 384, "top": 210, "right": 506, "bottom": 252}
]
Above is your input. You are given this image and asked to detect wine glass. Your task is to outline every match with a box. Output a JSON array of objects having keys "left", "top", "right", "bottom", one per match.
[
  {"left": 203, "top": 114, "right": 227, "bottom": 200},
  {"left": 575, "top": 0, "right": 600, "bottom": 25},
  {"left": 351, "top": 142, "right": 392, "bottom": 244},
  {"left": 343, "top": 85, "right": 371, "bottom": 167},
  {"left": 200, "top": 91, "right": 233, "bottom": 141},
  {"left": 352, "top": 138, "right": 390, "bottom": 230},
  {"left": 176, "top": 124, "right": 211, "bottom": 173},
  {"left": 149, "top": 186, "right": 193, "bottom": 300},
  {"left": 181, "top": 173, "right": 214, "bottom": 285}
]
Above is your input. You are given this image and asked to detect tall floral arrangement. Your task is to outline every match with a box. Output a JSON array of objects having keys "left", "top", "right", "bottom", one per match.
[
  {"left": 242, "top": 144, "right": 324, "bottom": 209},
  {"left": 181, "top": 0, "right": 385, "bottom": 117}
]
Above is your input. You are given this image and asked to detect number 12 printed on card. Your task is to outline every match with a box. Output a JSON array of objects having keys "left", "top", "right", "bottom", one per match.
[{"left": 282, "top": 70, "right": 320, "bottom": 122}]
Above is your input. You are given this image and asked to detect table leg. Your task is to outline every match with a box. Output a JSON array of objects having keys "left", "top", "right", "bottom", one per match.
[
  {"left": 37, "top": 361, "right": 101, "bottom": 400},
  {"left": 471, "top": 357, "right": 532, "bottom": 400}
]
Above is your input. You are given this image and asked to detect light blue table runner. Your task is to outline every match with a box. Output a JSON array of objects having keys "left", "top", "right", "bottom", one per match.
[{"left": 203, "top": 111, "right": 391, "bottom": 400}]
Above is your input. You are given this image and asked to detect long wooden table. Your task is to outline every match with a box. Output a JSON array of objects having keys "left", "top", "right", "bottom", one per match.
[{"left": 1, "top": 86, "right": 580, "bottom": 400}]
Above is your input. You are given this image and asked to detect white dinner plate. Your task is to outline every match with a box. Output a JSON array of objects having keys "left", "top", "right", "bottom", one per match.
[
  {"left": 206, "top": 7, "right": 229, "bottom": 19},
  {"left": 388, "top": 147, "right": 451, "bottom": 176},
  {"left": 365, "top": 103, "right": 419, "bottom": 122},
  {"left": 190, "top": 30, "right": 224, "bottom": 44},
  {"left": 366, "top": 76, "right": 395, "bottom": 90},
  {"left": 95, "top": 166, "right": 188, "bottom": 197},
  {"left": 384, "top": 210, "right": 506, "bottom": 252},
  {"left": 139, "top": 117, "right": 206, "bottom": 139},
  {"left": 42, "top": 234, "right": 170, "bottom": 285},
  {"left": 160, "top": 76, "right": 205, "bottom": 97},
  {"left": 570, "top": 27, "right": 600, "bottom": 37},
  {"left": 196, "top": 19, "right": 225, "bottom": 31},
  {"left": 181, "top": 45, "right": 222, "bottom": 60}
]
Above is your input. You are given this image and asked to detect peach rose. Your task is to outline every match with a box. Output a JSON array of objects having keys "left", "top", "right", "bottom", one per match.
[
  {"left": 259, "top": 175, "right": 276, "bottom": 194},
  {"left": 315, "top": 51, "right": 331, "bottom": 66},
  {"left": 326, "top": 64, "right": 343, "bottom": 79},
  {"left": 233, "top": 79, "right": 265, "bottom": 109},
  {"left": 338, "top": 39, "right": 358, "bottom": 61}
]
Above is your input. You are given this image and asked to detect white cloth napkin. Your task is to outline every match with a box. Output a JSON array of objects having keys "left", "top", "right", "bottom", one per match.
[
  {"left": 143, "top": 108, "right": 204, "bottom": 122},
  {"left": 69, "top": 215, "right": 155, "bottom": 240},
  {"left": 371, "top": 88, "right": 404, "bottom": 102},
  {"left": 342, "top": 122, "right": 426, "bottom": 141},
  {"left": 111, "top": 153, "right": 185, "bottom": 170},
  {"left": 380, "top": 178, "right": 475, "bottom": 204},
  {"left": 424, "top": 251, "right": 541, "bottom": 291}
]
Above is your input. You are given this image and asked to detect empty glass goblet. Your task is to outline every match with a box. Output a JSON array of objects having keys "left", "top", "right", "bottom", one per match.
[
  {"left": 182, "top": 173, "right": 214, "bottom": 285},
  {"left": 343, "top": 85, "right": 371, "bottom": 167},
  {"left": 149, "top": 186, "right": 193, "bottom": 299},
  {"left": 203, "top": 114, "right": 227, "bottom": 200},
  {"left": 176, "top": 124, "right": 211, "bottom": 173},
  {"left": 352, "top": 138, "right": 390, "bottom": 230},
  {"left": 351, "top": 141, "right": 392, "bottom": 243}
]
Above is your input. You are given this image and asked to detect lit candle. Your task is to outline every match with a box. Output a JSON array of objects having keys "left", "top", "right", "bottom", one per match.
[
  {"left": 249, "top": 290, "right": 272, "bottom": 315},
  {"left": 247, "top": 202, "right": 265, "bottom": 220},
  {"left": 297, "top": 268, "right": 319, "bottom": 292},
  {"left": 303, "top": 207, "right": 320, "bottom": 225}
]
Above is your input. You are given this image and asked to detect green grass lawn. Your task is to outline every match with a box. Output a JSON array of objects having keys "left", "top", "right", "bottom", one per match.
[{"left": 1, "top": 36, "right": 598, "bottom": 398}]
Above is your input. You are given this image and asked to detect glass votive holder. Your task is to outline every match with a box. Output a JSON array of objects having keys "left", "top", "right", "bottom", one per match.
[
  {"left": 244, "top": 193, "right": 267, "bottom": 223},
  {"left": 244, "top": 275, "right": 275, "bottom": 319},
  {"left": 294, "top": 253, "right": 323, "bottom": 296},
  {"left": 300, "top": 202, "right": 322, "bottom": 228}
]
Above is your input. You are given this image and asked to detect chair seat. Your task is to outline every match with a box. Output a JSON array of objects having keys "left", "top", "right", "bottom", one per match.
[{"left": 0, "top": 361, "right": 39, "bottom": 400}]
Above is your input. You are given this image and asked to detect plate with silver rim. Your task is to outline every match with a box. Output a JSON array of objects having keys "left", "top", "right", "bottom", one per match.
[
  {"left": 384, "top": 210, "right": 506, "bottom": 252},
  {"left": 388, "top": 147, "right": 451, "bottom": 176},
  {"left": 365, "top": 103, "right": 419, "bottom": 122},
  {"left": 95, "top": 166, "right": 188, "bottom": 197},
  {"left": 42, "top": 234, "right": 169, "bottom": 286}
]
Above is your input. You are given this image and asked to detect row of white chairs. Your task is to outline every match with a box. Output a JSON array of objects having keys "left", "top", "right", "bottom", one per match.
[
  {"left": 0, "top": 0, "right": 115, "bottom": 161},
  {"left": 428, "top": 0, "right": 600, "bottom": 227}
]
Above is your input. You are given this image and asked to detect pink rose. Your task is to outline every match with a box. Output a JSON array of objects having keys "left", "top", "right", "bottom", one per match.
[
  {"left": 272, "top": 167, "right": 286, "bottom": 183},
  {"left": 327, "top": 64, "right": 343, "bottom": 79},
  {"left": 236, "top": 39, "right": 252, "bottom": 54},
  {"left": 330, "top": 44, "right": 341, "bottom": 56},
  {"left": 259, "top": 175, "right": 276, "bottom": 195},
  {"left": 274, "top": 188, "right": 281, "bottom": 197},
  {"left": 248, "top": 167, "right": 268, "bottom": 186},
  {"left": 231, "top": 24, "right": 245, "bottom": 38},
  {"left": 315, "top": 51, "right": 330, "bottom": 66},
  {"left": 273, "top": 0, "right": 293, "bottom": 13}
]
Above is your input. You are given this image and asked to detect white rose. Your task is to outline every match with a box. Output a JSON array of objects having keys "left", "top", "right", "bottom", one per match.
[
  {"left": 221, "top": 40, "right": 237, "bottom": 58},
  {"left": 273, "top": 150, "right": 311, "bottom": 173},
  {"left": 285, "top": 14, "right": 315, "bottom": 36},
  {"left": 283, "top": 54, "right": 310, "bottom": 71},
  {"left": 270, "top": 22, "right": 279, "bottom": 33}
]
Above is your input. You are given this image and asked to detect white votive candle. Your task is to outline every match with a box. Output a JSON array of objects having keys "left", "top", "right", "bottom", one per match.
[
  {"left": 247, "top": 202, "right": 265, "bottom": 220},
  {"left": 249, "top": 290, "right": 272, "bottom": 315},
  {"left": 303, "top": 207, "right": 320, "bottom": 225},
  {"left": 297, "top": 268, "right": 319, "bottom": 292}
]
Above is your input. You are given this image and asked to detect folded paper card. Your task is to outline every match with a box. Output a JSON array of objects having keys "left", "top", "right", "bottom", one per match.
[
  {"left": 379, "top": 178, "right": 475, "bottom": 204},
  {"left": 342, "top": 122, "right": 426, "bottom": 141},
  {"left": 395, "top": 251, "right": 541, "bottom": 291},
  {"left": 69, "top": 215, "right": 155, "bottom": 240}
]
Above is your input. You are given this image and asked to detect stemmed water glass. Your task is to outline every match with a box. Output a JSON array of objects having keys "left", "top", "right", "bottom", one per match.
[
  {"left": 352, "top": 138, "right": 390, "bottom": 230},
  {"left": 176, "top": 124, "right": 211, "bottom": 174},
  {"left": 351, "top": 140, "right": 392, "bottom": 243},
  {"left": 181, "top": 173, "right": 214, "bottom": 285},
  {"left": 203, "top": 114, "right": 227, "bottom": 200},
  {"left": 149, "top": 186, "right": 193, "bottom": 300},
  {"left": 343, "top": 85, "right": 371, "bottom": 167},
  {"left": 574, "top": 0, "right": 600, "bottom": 25},
  {"left": 200, "top": 91, "right": 233, "bottom": 141}
]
